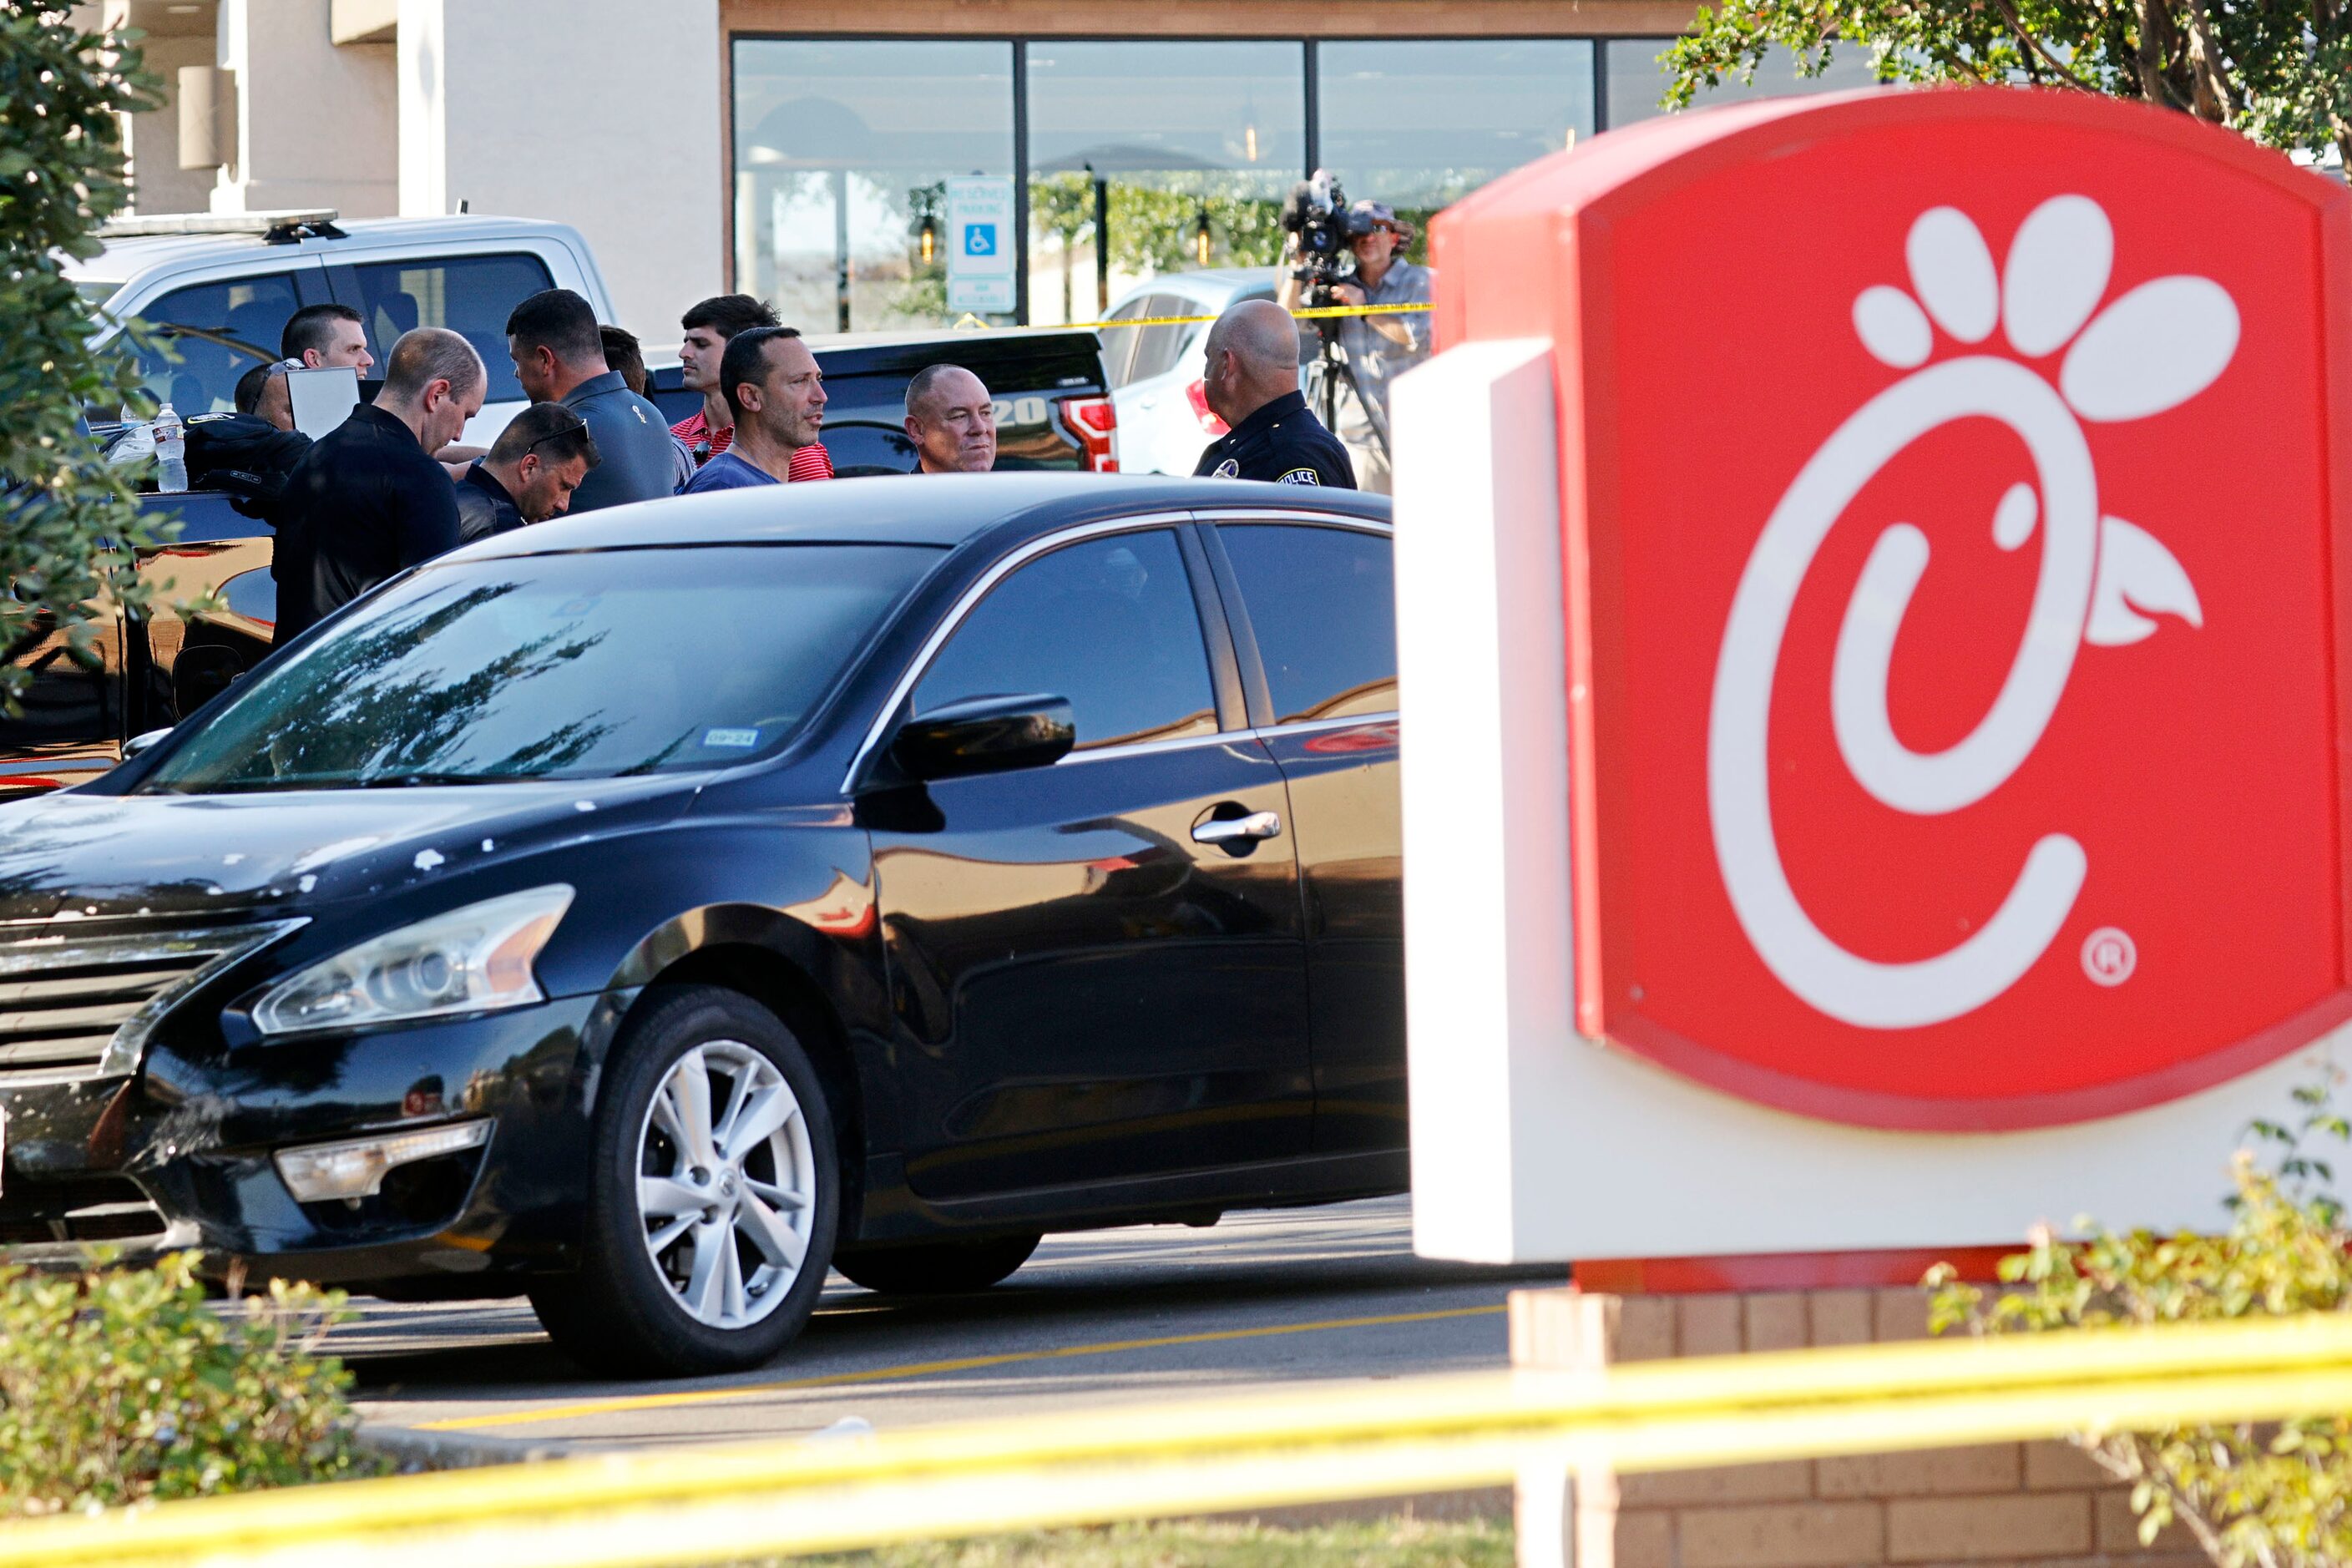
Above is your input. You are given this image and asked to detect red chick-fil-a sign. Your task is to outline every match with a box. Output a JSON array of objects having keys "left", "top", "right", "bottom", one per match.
[{"left": 1396, "top": 89, "right": 2352, "bottom": 1270}]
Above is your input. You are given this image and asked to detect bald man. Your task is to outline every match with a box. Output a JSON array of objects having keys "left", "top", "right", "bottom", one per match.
[
  {"left": 1191, "top": 298, "right": 1354, "bottom": 488},
  {"left": 272, "top": 326, "right": 484, "bottom": 640},
  {"left": 904, "top": 363, "right": 998, "bottom": 473}
]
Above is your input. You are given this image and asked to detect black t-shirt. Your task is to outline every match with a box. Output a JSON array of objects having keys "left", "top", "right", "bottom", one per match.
[
  {"left": 271, "top": 403, "right": 461, "bottom": 643},
  {"left": 1191, "top": 390, "right": 1356, "bottom": 489}
]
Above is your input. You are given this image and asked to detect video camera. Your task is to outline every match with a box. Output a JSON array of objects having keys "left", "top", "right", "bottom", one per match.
[{"left": 1281, "top": 169, "right": 1373, "bottom": 293}]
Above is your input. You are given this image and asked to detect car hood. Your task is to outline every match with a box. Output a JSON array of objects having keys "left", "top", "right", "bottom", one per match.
[{"left": 0, "top": 776, "right": 697, "bottom": 923}]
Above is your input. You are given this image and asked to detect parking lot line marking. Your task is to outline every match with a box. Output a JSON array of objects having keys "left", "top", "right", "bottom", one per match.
[{"left": 407, "top": 1303, "right": 1507, "bottom": 1433}]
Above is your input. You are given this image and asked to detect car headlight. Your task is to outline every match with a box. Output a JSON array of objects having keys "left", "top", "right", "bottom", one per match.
[{"left": 251, "top": 885, "right": 574, "bottom": 1037}]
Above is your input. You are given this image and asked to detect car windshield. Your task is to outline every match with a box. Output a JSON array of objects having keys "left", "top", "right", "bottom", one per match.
[{"left": 139, "top": 544, "right": 939, "bottom": 792}]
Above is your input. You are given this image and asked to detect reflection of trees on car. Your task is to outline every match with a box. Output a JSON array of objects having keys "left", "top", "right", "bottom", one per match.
[{"left": 170, "top": 584, "right": 615, "bottom": 788}]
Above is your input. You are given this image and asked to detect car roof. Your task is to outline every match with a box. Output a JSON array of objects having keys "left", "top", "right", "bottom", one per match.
[
  {"left": 445, "top": 473, "right": 1389, "bottom": 563},
  {"left": 66, "top": 215, "right": 585, "bottom": 286},
  {"left": 1109, "top": 269, "right": 1278, "bottom": 311}
]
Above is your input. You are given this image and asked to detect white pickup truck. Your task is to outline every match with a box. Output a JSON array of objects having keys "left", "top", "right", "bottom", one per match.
[{"left": 69, "top": 210, "right": 617, "bottom": 446}]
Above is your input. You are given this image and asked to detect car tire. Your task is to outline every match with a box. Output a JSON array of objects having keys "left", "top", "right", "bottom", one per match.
[
  {"left": 833, "top": 1233, "right": 1041, "bottom": 1295},
  {"left": 529, "top": 984, "right": 839, "bottom": 1378}
]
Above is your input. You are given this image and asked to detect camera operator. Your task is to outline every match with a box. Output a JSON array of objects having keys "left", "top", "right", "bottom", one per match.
[{"left": 1277, "top": 198, "right": 1431, "bottom": 494}]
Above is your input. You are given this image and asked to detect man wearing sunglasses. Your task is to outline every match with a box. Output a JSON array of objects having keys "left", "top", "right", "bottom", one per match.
[{"left": 453, "top": 401, "right": 603, "bottom": 544}]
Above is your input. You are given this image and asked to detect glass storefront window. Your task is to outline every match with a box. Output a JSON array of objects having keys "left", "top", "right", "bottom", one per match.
[
  {"left": 1605, "top": 39, "right": 1881, "bottom": 128},
  {"left": 1026, "top": 42, "right": 1305, "bottom": 324},
  {"left": 732, "top": 39, "right": 1014, "bottom": 332},
  {"left": 1318, "top": 40, "right": 1595, "bottom": 257}
]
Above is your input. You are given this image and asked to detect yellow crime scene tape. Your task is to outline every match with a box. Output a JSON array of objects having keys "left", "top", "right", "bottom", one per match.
[
  {"left": 956, "top": 302, "right": 1437, "bottom": 331},
  {"left": 8, "top": 1313, "right": 2352, "bottom": 1568}
]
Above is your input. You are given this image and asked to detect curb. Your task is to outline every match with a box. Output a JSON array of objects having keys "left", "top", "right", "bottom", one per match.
[
  {"left": 1191, "top": 1485, "right": 1515, "bottom": 1529},
  {"left": 359, "top": 1423, "right": 572, "bottom": 1472}
]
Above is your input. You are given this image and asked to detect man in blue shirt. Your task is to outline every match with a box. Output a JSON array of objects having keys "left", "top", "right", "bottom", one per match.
[
  {"left": 682, "top": 326, "right": 831, "bottom": 494},
  {"left": 505, "top": 289, "right": 675, "bottom": 513}
]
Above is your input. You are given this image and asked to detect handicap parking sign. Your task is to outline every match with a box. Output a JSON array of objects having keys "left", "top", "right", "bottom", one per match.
[{"left": 945, "top": 177, "right": 1015, "bottom": 295}]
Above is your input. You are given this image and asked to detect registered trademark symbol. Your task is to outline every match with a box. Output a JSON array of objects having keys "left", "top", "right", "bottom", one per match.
[{"left": 2081, "top": 927, "right": 2137, "bottom": 987}]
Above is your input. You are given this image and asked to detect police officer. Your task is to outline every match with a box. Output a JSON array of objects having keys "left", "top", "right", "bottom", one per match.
[{"left": 1191, "top": 298, "right": 1355, "bottom": 488}]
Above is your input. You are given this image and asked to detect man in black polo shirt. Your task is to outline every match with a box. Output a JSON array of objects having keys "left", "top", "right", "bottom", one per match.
[
  {"left": 271, "top": 327, "right": 483, "bottom": 644},
  {"left": 506, "top": 288, "right": 675, "bottom": 513},
  {"left": 1191, "top": 297, "right": 1355, "bottom": 489},
  {"left": 453, "top": 402, "right": 602, "bottom": 544}
]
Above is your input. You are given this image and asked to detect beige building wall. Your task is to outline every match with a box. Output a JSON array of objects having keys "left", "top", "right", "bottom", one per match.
[
  {"left": 212, "top": 0, "right": 397, "bottom": 215},
  {"left": 121, "top": 32, "right": 217, "bottom": 215},
  {"left": 398, "top": 0, "right": 726, "bottom": 341}
]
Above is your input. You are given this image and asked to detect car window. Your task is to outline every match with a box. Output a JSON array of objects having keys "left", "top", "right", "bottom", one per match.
[
  {"left": 1097, "top": 297, "right": 1150, "bottom": 387},
  {"left": 139, "top": 544, "right": 939, "bottom": 792},
  {"left": 0, "top": 625, "right": 118, "bottom": 755},
  {"left": 1127, "top": 296, "right": 1191, "bottom": 384},
  {"left": 219, "top": 567, "right": 278, "bottom": 630},
  {"left": 120, "top": 272, "right": 305, "bottom": 416},
  {"left": 1217, "top": 523, "right": 1396, "bottom": 724},
  {"left": 914, "top": 529, "right": 1218, "bottom": 752},
  {"left": 340, "top": 253, "right": 555, "bottom": 404}
]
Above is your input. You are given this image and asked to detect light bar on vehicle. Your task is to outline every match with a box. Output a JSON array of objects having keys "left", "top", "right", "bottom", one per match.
[{"left": 96, "top": 209, "right": 343, "bottom": 240}]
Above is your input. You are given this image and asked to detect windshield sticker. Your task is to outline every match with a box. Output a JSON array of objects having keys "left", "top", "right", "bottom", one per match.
[{"left": 704, "top": 727, "right": 761, "bottom": 749}]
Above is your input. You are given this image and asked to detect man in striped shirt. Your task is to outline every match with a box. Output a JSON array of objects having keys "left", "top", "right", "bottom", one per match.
[
  {"left": 672, "top": 294, "right": 832, "bottom": 483},
  {"left": 681, "top": 326, "right": 831, "bottom": 495}
]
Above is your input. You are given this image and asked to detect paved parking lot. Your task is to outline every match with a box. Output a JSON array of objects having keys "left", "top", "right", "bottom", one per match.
[{"left": 343, "top": 1195, "right": 1557, "bottom": 1451}]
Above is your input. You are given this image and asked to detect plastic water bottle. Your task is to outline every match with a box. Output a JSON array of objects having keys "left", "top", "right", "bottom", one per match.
[{"left": 152, "top": 403, "right": 186, "bottom": 493}]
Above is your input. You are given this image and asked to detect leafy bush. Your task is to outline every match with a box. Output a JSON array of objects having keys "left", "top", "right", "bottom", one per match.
[
  {"left": 1928, "top": 1083, "right": 2352, "bottom": 1567},
  {"left": 0, "top": 4, "right": 182, "bottom": 716},
  {"left": 0, "top": 1252, "right": 382, "bottom": 1514}
]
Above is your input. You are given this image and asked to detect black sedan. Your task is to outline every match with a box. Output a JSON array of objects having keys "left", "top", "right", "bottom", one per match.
[{"left": 0, "top": 474, "right": 1403, "bottom": 1376}]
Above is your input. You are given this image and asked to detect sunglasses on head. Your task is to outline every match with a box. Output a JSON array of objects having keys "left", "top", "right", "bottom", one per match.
[{"left": 524, "top": 412, "right": 589, "bottom": 455}]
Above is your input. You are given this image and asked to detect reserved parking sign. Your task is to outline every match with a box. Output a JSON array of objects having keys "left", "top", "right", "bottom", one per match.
[
  {"left": 946, "top": 175, "right": 1016, "bottom": 316},
  {"left": 1395, "top": 89, "right": 2352, "bottom": 1269}
]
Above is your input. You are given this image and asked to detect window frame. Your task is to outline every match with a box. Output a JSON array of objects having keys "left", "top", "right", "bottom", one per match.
[
  {"left": 322, "top": 248, "right": 561, "bottom": 405},
  {"left": 724, "top": 32, "right": 1613, "bottom": 323},
  {"left": 846, "top": 513, "right": 1249, "bottom": 790},
  {"left": 107, "top": 259, "right": 332, "bottom": 417},
  {"left": 1192, "top": 509, "right": 1397, "bottom": 733}
]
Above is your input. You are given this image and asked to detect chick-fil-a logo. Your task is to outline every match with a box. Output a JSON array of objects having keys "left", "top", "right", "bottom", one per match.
[{"left": 1707, "top": 195, "right": 2234, "bottom": 1029}]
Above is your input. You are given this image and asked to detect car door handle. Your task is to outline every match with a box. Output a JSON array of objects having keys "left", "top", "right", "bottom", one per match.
[{"left": 1192, "top": 810, "right": 1281, "bottom": 845}]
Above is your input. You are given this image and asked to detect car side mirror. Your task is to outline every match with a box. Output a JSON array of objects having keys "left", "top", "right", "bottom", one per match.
[
  {"left": 171, "top": 645, "right": 243, "bottom": 717},
  {"left": 890, "top": 694, "right": 1075, "bottom": 783},
  {"left": 122, "top": 727, "right": 172, "bottom": 760}
]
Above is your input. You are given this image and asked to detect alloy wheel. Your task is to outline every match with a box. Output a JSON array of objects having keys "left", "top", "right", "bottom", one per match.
[{"left": 634, "top": 1039, "right": 816, "bottom": 1330}]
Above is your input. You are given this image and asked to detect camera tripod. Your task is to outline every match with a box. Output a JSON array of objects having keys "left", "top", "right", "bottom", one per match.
[{"left": 1297, "top": 283, "right": 1392, "bottom": 464}]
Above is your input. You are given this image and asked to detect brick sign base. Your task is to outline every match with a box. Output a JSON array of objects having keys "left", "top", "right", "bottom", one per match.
[{"left": 1510, "top": 1287, "right": 2201, "bottom": 1568}]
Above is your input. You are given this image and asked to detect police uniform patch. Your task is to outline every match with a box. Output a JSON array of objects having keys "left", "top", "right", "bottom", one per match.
[
  {"left": 1211, "top": 458, "right": 1241, "bottom": 478},
  {"left": 1277, "top": 467, "right": 1323, "bottom": 485}
]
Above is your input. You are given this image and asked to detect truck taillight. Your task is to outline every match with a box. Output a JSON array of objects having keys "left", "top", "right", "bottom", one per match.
[
  {"left": 1063, "top": 396, "right": 1119, "bottom": 473},
  {"left": 1185, "top": 379, "right": 1227, "bottom": 436}
]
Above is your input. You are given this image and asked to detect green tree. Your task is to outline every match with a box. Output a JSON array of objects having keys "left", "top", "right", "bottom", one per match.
[
  {"left": 0, "top": 5, "right": 176, "bottom": 714},
  {"left": 1105, "top": 179, "right": 1285, "bottom": 277},
  {"left": 1662, "top": 0, "right": 2351, "bottom": 169},
  {"left": 1030, "top": 172, "right": 1098, "bottom": 321}
]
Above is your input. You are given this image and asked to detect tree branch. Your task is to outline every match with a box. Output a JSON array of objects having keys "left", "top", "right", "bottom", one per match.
[
  {"left": 2132, "top": 0, "right": 2189, "bottom": 109},
  {"left": 1986, "top": 0, "right": 2102, "bottom": 89},
  {"left": 2179, "top": 0, "right": 2235, "bottom": 119}
]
